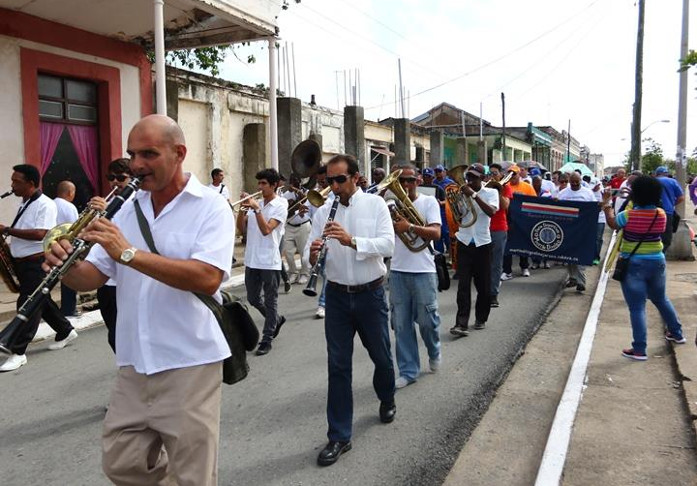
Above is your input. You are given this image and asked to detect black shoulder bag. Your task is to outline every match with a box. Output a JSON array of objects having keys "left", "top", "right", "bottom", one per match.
[
  {"left": 612, "top": 210, "right": 659, "bottom": 282},
  {"left": 133, "top": 200, "right": 259, "bottom": 385},
  {"left": 427, "top": 244, "right": 450, "bottom": 292}
]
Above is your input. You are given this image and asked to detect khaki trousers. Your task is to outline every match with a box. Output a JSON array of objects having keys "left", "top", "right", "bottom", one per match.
[{"left": 102, "top": 362, "right": 222, "bottom": 486}]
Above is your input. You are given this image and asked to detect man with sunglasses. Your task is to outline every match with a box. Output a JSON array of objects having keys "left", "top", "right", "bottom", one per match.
[
  {"left": 89, "top": 158, "right": 133, "bottom": 352},
  {"left": 450, "top": 163, "right": 499, "bottom": 337},
  {"left": 237, "top": 168, "right": 287, "bottom": 356},
  {"left": 388, "top": 165, "right": 442, "bottom": 389},
  {"left": 307, "top": 154, "right": 395, "bottom": 467}
]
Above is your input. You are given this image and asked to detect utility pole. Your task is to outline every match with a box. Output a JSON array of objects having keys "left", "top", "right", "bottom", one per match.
[
  {"left": 629, "top": 0, "right": 645, "bottom": 172},
  {"left": 566, "top": 119, "right": 571, "bottom": 162},
  {"left": 501, "top": 93, "right": 506, "bottom": 162}
]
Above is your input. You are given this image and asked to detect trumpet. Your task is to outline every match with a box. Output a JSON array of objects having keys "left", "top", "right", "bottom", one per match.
[
  {"left": 0, "top": 177, "right": 142, "bottom": 354},
  {"left": 42, "top": 187, "right": 119, "bottom": 252},
  {"left": 230, "top": 191, "right": 262, "bottom": 211}
]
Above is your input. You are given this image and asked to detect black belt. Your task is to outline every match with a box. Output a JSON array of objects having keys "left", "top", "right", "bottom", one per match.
[
  {"left": 287, "top": 220, "right": 310, "bottom": 228},
  {"left": 327, "top": 276, "right": 384, "bottom": 294},
  {"left": 14, "top": 252, "right": 44, "bottom": 263}
]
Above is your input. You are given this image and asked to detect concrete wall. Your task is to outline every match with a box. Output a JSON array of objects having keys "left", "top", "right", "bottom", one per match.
[{"left": 0, "top": 34, "right": 142, "bottom": 223}]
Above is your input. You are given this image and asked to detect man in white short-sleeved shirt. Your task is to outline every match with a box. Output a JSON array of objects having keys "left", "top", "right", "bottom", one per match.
[
  {"left": 0, "top": 165, "right": 77, "bottom": 372},
  {"left": 236, "top": 168, "right": 288, "bottom": 356},
  {"left": 388, "top": 165, "right": 442, "bottom": 389},
  {"left": 208, "top": 168, "right": 230, "bottom": 201},
  {"left": 44, "top": 115, "right": 234, "bottom": 485},
  {"left": 54, "top": 180, "right": 80, "bottom": 317},
  {"left": 451, "top": 163, "right": 500, "bottom": 337}
]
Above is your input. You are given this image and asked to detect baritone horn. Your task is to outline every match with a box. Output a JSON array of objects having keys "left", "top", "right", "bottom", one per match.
[
  {"left": 381, "top": 174, "right": 429, "bottom": 252},
  {"left": 445, "top": 165, "right": 478, "bottom": 228}
]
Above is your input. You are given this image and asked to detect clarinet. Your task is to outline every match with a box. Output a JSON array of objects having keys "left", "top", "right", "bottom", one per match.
[
  {"left": 0, "top": 177, "right": 141, "bottom": 354},
  {"left": 303, "top": 198, "right": 340, "bottom": 297}
]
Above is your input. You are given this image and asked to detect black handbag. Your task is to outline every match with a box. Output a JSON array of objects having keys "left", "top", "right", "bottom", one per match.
[
  {"left": 612, "top": 210, "right": 659, "bottom": 282},
  {"left": 134, "top": 200, "right": 258, "bottom": 385},
  {"left": 434, "top": 252, "right": 450, "bottom": 291},
  {"left": 672, "top": 212, "right": 681, "bottom": 233}
]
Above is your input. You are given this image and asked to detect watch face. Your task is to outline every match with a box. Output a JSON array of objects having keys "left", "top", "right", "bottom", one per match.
[{"left": 121, "top": 248, "right": 135, "bottom": 263}]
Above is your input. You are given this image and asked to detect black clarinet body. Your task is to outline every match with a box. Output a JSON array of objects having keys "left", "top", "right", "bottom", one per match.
[{"left": 303, "top": 198, "right": 340, "bottom": 297}]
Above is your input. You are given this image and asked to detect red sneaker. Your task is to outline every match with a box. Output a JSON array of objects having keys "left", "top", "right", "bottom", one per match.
[
  {"left": 621, "top": 348, "right": 647, "bottom": 361},
  {"left": 665, "top": 332, "right": 687, "bottom": 344}
]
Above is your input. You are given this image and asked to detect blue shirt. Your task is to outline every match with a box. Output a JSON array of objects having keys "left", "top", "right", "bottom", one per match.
[{"left": 657, "top": 176, "right": 683, "bottom": 215}]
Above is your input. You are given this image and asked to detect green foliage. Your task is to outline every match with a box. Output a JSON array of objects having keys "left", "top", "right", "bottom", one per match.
[
  {"left": 640, "top": 138, "right": 664, "bottom": 174},
  {"left": 679, "top": 49, "right": 697, "bottom": 71},
  {"left": 168, "top": 47, "right": 231, "bottom": 77}
]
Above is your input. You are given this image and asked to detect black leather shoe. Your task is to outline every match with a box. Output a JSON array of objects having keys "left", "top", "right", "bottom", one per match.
[
  {"left": 379, "top": 400, "right": 396, "bottom": 423},
  {"left": 317, "top": 440, "right": 352, "bottom": 466},
  {"left": 273, "top": 316, "right": 286, "bottom": 338},
  {"left": 255, "top": 341, "right": 272, "bottom": 356}
]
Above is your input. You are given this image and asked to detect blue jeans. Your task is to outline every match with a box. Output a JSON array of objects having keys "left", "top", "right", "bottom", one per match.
[
  {"left": 245, "top": 267, "right": 281, "bottom": 343},
  {"left": 325, "top": 283, "right": 395, "bottom": 442},
  {"left": 318, "top": 267, "right": 328, "bottom": 308},
  {"left": 490, "top": 231, "right": 507, "bottom": 296},
  {"left": 595, "top": 222, "right": 605, "bottom": 260},
  {"left": 620, "top": 258, "right": 684, "bottom": 354},
  {"left": 389, "top": 271, "right": 441, "bottom": 381}
]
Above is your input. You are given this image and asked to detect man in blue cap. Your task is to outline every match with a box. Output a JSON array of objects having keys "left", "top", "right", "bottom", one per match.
[
  {"left": 654, "top": 166, "right": 684, "bottom": 252},
  {"left": 433, "top": 165, "right": 454, "bottom": 254}
]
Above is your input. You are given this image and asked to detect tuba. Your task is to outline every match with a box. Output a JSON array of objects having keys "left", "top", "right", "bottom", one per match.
[
  {"left": 291, "top": 139, "right": 322, "bottom": 188},
  {"left": 445, "top": 165, "right": 478, "bottom": 229},
  {"left": 381, "top": 173, "right": 429, "bottom": 252}
]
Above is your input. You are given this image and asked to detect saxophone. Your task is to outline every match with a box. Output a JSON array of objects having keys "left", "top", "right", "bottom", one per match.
[{"left": 0, "top": 190, "right": 20, "bottom": 293}]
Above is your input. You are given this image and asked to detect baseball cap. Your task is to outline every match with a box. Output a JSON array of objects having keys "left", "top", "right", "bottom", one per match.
[
  {"left": 434, "top": 164, "right": 445, "bottom": 172},
  {"left": 654, "top": 166, "right": 669, "bottom": 176},
  {"left": 422, "top": 167, "right": 435, "bottom": 177},
  {"left": 508, "top": 165, "right": 521, "bottom": 173},
  {"left": 529, "top": 167, "right": 541, "bottom": 177},
  {"left": 466, "top": 163, "right": 485, "bottom": 178}
]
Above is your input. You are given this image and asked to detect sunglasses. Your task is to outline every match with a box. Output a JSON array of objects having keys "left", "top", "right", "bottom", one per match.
[
  {"left": 107, "top": 174, "right": 129, "bottom": 182},
  {"left": 326, "top": 174, "right": 349, "bottom": 185},
  {"left": 398, "top": 177, "right": 417, "bottom": 183}
]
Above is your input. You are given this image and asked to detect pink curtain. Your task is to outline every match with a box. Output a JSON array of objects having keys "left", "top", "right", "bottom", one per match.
[
  {"left": 66, "top": 125, "right": 99, "bottom": 192},
  {"left": 40, "top": 122, "right": 65, "bottom": 176}
]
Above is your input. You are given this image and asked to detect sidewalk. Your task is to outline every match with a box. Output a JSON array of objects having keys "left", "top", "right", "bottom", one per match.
[{"left": 562, "top": 255, "right": 697, "bottom": 484}]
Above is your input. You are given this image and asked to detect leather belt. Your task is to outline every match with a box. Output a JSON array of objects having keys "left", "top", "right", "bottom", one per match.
[
  {"left": 327, "top": 276, "right": 384, "bottom": 294},
  {"left": 287, "top": 220, "right": 310, "bottom": 227},
  {"left": 14, "top": 252, "right": 44, "bottom": 263}
]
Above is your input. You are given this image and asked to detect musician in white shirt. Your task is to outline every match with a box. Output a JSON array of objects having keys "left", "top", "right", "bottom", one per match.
[
  {"left": 45, "top": 115, "right": 234, "bottom": 485},
  {"left": 208, "top": 168, "right": 230, "bottom": 200},
  {"left": 388, "top": 165, "right": 442, "bottom": 389},
  {"left": 450, "top": 163, "right": 499, "bottom": 337},
  {"left": 0, "top": 165, "right": 77, "bottom": 372},
  {"left": 54, "top": 180, "right": 79, "bottom": 317},
  {"left": 282, "top": 174, "right": 311, "bottom": 285},
  {"left": 307, "top": 154, "right": 395, "bottom": 467}
]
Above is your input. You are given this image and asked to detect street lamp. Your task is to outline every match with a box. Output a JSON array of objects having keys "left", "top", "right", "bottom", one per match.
[{"left": 640, "top": 119, "right": 670, "bottom": 134}]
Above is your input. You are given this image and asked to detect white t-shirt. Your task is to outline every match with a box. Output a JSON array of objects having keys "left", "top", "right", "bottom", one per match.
[
  {"left": 244, "top": 195, "right": 288, "bottom": 270},
  {"left": 282, "top": 190, "right": 310, "bottom": 225},
  {"left": 10, "top": 193, "right": 57, "bottom": 258},
  {"left": 86, "top": 173, "right": 234, "bottom": 375},
  {"left": 391, "top": 194, "right": 441, "bottom": 273},
  {"left": 54, "top": 197, "right": 79, "bottom": 226},
  {"left": 558, "top": 186, "right": 596, "bottom": 203},
  {"left": 454, "top": 187, "right": 500, "bottom": 247},
  {"left": 208, "top": 183, "right": 230, "bottom": 201}
]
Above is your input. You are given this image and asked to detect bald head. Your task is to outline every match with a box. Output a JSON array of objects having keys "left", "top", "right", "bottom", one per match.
[
  {"left": 56, "top": 180, "right": 76, "bottom": 200},
  {"left": 569, "top": 172, "right": 582, "bottom": 191},
  {"left": 131, "top": 114, "right": 186, "bottom": 146}
]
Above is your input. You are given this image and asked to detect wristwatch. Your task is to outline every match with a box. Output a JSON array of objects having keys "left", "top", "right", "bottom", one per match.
[
  {"left": 119, "top": 247, "right": 138, "bottom": 265},
  {"left": 471, "top": 192, "right": 479, "bottom": 199},
  {"left": 2, "top": 228, "right": 9, "bottom": 237},
  {"left": 350, "top": 236, "right": 357, "bottom": 249}
]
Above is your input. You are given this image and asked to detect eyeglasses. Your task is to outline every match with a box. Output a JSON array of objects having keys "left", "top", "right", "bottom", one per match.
[
  {"left": 326, "top": 174, "right": 349, "bottom": 185},
  {"left": 106, "top": 174, "right": 129, "bottom": 182},
  {"left": 398, "top": 177, "right": 417, "bottom": 183}
]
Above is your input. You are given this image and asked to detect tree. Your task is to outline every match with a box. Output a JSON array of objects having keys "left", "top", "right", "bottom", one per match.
[{"left": 640, "top": 138, "right": 664, "bottom": 174}]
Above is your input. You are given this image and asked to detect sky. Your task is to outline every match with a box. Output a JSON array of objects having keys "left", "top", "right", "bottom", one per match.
[{"left": 215, "top": 0, "right": 696, "bottom": 169}]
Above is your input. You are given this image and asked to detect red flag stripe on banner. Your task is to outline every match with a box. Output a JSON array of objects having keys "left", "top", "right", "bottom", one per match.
[{"left": 521, "top": 202, "right": 579, "bottom": 218}]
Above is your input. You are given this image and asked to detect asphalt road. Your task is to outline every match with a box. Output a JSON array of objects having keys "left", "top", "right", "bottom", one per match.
[{"left": 0, "top": 264, "right": 568, "bottom": 486}]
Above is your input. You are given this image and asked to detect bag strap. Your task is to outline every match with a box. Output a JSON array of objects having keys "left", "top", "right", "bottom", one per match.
[
  {"left": 11, "top": 190, "right": 42, "bottom": 228},
  {"left": 133, "top": 200, "right": 224, "bottom": 326},
  {"left": 625, "top": 209, "right": 659, "bottom": 260}
]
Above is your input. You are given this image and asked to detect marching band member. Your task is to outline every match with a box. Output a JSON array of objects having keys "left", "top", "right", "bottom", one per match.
[
  {"left": 282, "top": 174, "right": 311, "bottom": 285},
  {"left": 488, "top": 164, "right": 512, "bottom": 307},
  {"left": 0, "top": 164, "right": 77, "bottom": 372},
  {"left": 389, "top": 164, "right": 442, "bottom": 388},
  {"left": 308, "top": 154, "right": 395, "bottom": 467},
  {"left": 237, "top": 168, "right": 288, "bottom": 356},
  {"left": 54, "top": 181, "right": 80, "bottom": 317},
  {"left": 44, "top": 115, "right": 234, "bottom": 484},
  {"left": 450, "top": 163, "right": 499, "bottom": 337},
  {"left": 502, "top": 165, "right": 536, "bottom": 279},
  {"left": 208, "top": 168, "right": 230, "bottom": 201}
]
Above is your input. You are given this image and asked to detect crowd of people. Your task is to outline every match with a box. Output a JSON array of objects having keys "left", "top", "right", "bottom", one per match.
[{"left": 0, "top": 114, "right": 692, "bottom": 483}]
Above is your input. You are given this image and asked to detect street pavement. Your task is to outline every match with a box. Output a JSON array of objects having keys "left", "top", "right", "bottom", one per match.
[{"left": 0, "top": 259, "right": 569, "bottom": 486}]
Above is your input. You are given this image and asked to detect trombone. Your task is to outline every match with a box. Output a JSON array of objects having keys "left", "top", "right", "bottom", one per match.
[{"left": 230, "top": 191, "right": 262, "bottom": 212}]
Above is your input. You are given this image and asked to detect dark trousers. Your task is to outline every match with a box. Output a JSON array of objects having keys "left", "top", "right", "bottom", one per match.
[
  {"left": 503, "top": 254, "right": 528, "bottom": 274},
  {"left": 11, "top": 258, "right": 74, "bottom": 355},
  {"left": 245, "top": 267, "right": 281, "bottom": 343},
  {"left": 325, "top": 283, "right": 395, "bottom": 442},
  {"left": 60, "top": 283, "right": 77, "bottom": 317},
  {"left": 456, "top": 241, "right": 492, "bottom": 327},
  {"left": 661, "top": 215, "right": 674, "bottom": 253},
  {"left": 97, "top": 285, "right": 117, "bottom": 353}
]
